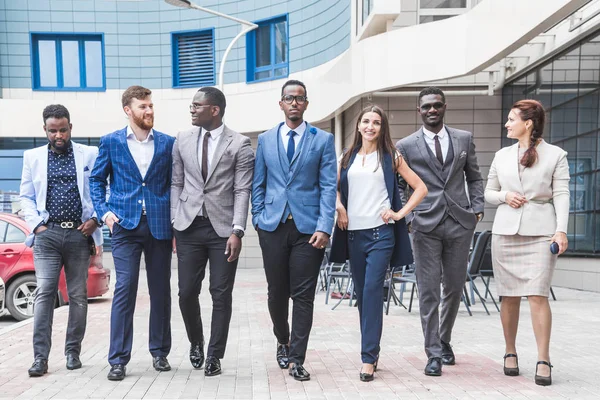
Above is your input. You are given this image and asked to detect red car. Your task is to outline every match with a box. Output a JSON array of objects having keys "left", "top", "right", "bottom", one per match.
[{"left": 0, "top": 213, "right": 110, "bottom": 321}]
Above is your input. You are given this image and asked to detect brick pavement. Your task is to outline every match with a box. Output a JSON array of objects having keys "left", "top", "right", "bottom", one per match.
[{"left": 1, "top": 255, "right": 599, "bottom": 399}]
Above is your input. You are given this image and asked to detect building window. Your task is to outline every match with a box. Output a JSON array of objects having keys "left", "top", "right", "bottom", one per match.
[
  {"left": 362, "top": 0, "right": 373, "bottom": 25},
  {"left": 172, "top": 29, "right": 215, "bottom": 88},
  {"left": 31, "top": 33, "right": 105, "bottom": 91},
  {"left": 247, "top": 15, "right": 288, "bottom": 83},
  {"left": 502, "top": 30, "right": 600, "bottom": 256},
  {"left": 419, "top": 0, "right": 470, "bottom": 25}
]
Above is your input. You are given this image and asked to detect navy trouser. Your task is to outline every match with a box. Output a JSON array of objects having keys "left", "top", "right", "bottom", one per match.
[
  {"left": 348, "top": 224, "right": 395, "bottom": 364},
  {"left": 108, "top": 215, "right": 172, "bottom": 366}
]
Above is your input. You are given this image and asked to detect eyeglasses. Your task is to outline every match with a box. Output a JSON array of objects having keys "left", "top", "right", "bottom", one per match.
[
  {"left": 281, "top": 95, "right": 307, "bottom": 105},
  {"left": 420, "top": 102, "right": 445, "bottom": 111},
  {"left": 189, "top": 104, "right": 213, "bottom": 111}
]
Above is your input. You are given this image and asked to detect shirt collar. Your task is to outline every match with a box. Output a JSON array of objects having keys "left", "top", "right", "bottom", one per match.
[
  {"left": 201, "top": 123, "right": 225, "bottom": 140},
  {"left": 422, "top": 125, "right": 448, "bottom": 140},
  {"left": 127, "top": 125, "right": 154, "bottom": 143},
  {"left": 47, "top": 142, "right": 74, "bottom": 156},
  {"left": 280, "top": 121, "right": 307, "bottom": 138}
]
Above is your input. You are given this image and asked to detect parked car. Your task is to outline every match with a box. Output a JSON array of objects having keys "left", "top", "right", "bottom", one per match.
[
  {"left": 0, "top": 213, "right": 110, "bottom": 321},
  {"left": 0, "top": 277, "right": 5, "bottom": 316}
]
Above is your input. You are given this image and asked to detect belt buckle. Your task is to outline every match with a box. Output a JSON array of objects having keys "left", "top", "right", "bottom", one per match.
[
  {"left": 60, "top": 221, "right": 74, "bottom": 229},
  {"left": 287, "top": 214, "right": 293, "bottom": 220},
  {"left": 142, "top": 209, "right": 147, "bottom": 216}
]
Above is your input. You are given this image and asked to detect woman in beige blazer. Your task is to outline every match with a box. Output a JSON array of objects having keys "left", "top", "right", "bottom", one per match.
[{"left": 485, "top": 99, "right": 570, "bottom": 386}]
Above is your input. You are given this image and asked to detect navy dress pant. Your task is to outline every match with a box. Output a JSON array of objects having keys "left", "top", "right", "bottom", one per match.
[
  {"left": 108, "top": 215, "right": 172, "bottom": 366},
  {"left": 348, "top": 224, "right": 395, "bottom": 364}
]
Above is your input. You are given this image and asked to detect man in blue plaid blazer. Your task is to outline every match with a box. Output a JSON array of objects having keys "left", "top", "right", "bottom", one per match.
[{"left": 90, "top": 86, "right": 176, "bottom": 381}]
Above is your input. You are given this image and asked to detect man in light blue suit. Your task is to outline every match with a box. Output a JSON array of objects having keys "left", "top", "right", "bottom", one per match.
[
  {"left": 90, "top": 86, "right": 175, "bottom": 381},
  {"left": 252, "top": 80, "right": 337, "bottom": 381},
  {"left": 20, "top": 104, "right": 102, "bottom": 376}
]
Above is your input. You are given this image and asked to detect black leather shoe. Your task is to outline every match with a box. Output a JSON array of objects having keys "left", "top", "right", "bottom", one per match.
[
  {"left": 204, "top": 356, "right": 221, "bottom": 376},
  {"left": 534, "top": 360, "right": 553, "bottom": 386},
  {"left": 66, "top": 354, "right": 82, "bottom": 370},
  {"left": 107, "top": 364, "right": 126, "bottom": 381},
  {"left": 190, "top": 342, "right": 204, "bottom": 369},
  {"left": 152, "top": 356, "right": 171, "bottom": 372},
  {"left": 28, "top": 359, "right": 48, "bottom": 377},
  {"left": 289, "top": 364, "right": 311, "bottom": 381},
  {"left": 503, "top": 353, "right": 519, "bottom": 376},
  {"left": 441, "top": 341, "right": 455, "bottom": 365},
  {"left": 424, "top": 357, "right": 442, "bottom": 376},
  {"left": 276, "top": 343, "right": 290, "bottom": 369}
]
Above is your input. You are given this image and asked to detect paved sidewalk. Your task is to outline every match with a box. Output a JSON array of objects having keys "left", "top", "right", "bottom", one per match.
[{"left": 1, "top": 256, "right": 599, "bottom": 399}]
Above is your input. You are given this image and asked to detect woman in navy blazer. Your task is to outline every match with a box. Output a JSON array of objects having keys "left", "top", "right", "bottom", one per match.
[{"left": 330, "top": 105, "right": 428, "bottom": 381}]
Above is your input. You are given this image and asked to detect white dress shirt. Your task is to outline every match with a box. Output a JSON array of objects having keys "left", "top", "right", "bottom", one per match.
[
  {"left": 102, "top": 126, "right": 154, "bottom": 222},
  {"left": 423, "top": 125, "right": 449, "bottom": 163},
  {"left": 280, "top": 121, "right": 306, "bottom": 155},
  {"left": 198, "top": 123, "right": 224, "bottom": 178},
  {"left": 126, "top": 125, "right": 155, "bottom": 179}
]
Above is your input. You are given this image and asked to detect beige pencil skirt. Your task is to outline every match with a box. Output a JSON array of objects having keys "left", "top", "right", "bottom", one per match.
[{"left": 491, "top": 234, "right": 557, "bottom": 297}]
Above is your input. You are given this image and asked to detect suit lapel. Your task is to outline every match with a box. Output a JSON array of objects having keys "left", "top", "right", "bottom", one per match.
[
  {"left": 146, "top": 131, "right": 161, "bottom": 177},
  {"left": 415, "top": 128, "right": 444, "bottom": 182},
  {"left": 206, "top": 127, "right": 233, "bottom": 183},
  {"left": 73, "top": 142, "right": 85, "bottom": 200},
  {"left": 38, "top": 146, "right": 49, "bottom": 210},
  {"left": 509, "top": 143, "right": 525, "bottom": 193},
  {"left": 289, "top": 124, "right": 316, "bottom": 183},
  {"left": 445, "top": 128, "right": 460, "bottom": 184},
  {"left": 117, "top": 129, "right": 143, "bottom": 181},
  {"left": 190, "top": 127, "right": 203, "bottom": 179},
  {"left": 274, "top": 123, "right": 290, "bottom": 176}
]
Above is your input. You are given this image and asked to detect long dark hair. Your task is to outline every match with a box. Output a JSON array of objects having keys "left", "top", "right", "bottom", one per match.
[
  {"left": 340, "top": 105, "right": 400, "bottom": 171},
  {"left": 512, "top": 99, "right": 545, "bottom": 168}
]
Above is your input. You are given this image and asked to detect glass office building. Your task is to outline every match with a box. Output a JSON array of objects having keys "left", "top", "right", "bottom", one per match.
[{"left": 502, "top": 30, "right": 600, "bottom": 256}]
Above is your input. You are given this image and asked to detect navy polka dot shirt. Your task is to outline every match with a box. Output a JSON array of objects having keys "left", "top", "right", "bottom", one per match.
[{"left": 47, "top": 144, "right": 83, "bottom": 222}]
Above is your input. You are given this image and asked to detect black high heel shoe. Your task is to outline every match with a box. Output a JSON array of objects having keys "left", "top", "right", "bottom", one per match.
[
  {"left": 535, "top": 361, "right": 553, "bottom": 386},
  {"left": 503, "top": 353, "right": 519, "bottom": 376}
]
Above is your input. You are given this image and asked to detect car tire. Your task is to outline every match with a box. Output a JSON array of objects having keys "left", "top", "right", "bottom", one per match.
[{"left": 6, "top": 274, "right": 37, "bottom": 321}]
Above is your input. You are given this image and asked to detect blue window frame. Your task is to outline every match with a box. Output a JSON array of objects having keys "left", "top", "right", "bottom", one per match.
[
  {"left": 30, "top": 33, "right": 105, "bottom": 91},
  {"left": 172, "top": 29, "right": 215, "bottom": 88},
  {"left": 246, "top": 15, "right": 289, "bottom": 83}
]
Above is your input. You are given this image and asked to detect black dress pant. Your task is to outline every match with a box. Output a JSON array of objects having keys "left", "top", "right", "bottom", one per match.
[
  {"left": 258, "top": 220, "right": 325, "bottom": 365},
  {"left": 175, "top": 217, "right": 238, "bottom": 359}
]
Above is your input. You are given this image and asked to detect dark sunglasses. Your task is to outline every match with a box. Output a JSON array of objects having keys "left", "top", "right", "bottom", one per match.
[{"left": 420, "top": 102, "right": 445, "bottom": 111}]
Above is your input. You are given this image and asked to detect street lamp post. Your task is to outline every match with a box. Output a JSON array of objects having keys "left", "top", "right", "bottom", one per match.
[{"left": 164, "top": 0, "right": 258, "bottom": 92}]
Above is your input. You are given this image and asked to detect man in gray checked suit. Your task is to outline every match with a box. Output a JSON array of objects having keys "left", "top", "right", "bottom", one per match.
[
  {"left": 396, "top": 87, "right": 484, "bottom": 377},
  {"left": 171, "top": 87, "right": 254, "bottom": 377}
]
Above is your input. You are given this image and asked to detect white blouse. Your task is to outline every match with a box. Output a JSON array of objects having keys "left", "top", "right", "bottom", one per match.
[{"left": 347, "top": 151, "right": 393, "bottom": 230}]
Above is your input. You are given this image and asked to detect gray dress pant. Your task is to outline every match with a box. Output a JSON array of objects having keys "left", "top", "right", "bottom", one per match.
[
  {"left": 412, "top": 216, "right": 474, "bottom": 359},
  {"left": 32, "top": 224, "right": 90, "bottom": 361}
]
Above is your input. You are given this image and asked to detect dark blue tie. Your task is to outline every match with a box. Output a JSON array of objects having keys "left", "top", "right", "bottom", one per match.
[{"left": 287, "top": 131, "right": 297, "bottom": 163}]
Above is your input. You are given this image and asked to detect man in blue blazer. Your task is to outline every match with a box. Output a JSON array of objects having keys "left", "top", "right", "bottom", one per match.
[
  {"left": 252, "top": 80, "right": 337, "bottom": 381},
  {"left": 90, "top": 86, "right": 176, "bottom": 381}
]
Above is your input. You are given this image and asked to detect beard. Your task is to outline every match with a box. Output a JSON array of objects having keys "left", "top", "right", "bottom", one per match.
[
  {"left": 132, "top": 112, "right": 154, "bottom": 130},
  {"left": 49, "top": 138, "right": 69, "bottom": 153}
]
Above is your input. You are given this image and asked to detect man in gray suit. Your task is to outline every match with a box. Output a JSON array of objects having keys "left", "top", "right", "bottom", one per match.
[
  {"left": 171, "top": 87, "right": 254, "bottom": 376},
  {"left": 396, "top": 87, "right": 484, "bottom": 376}
]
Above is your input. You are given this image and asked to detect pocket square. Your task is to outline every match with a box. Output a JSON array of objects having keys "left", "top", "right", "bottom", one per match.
[
  {"left": 84, "top": 166, "right": 90, "bottom": 172},
  {"left": 459, "top": 151, "right": 467, "bottom": 159}
]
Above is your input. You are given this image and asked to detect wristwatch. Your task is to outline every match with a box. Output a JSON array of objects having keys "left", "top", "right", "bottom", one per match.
[
  {"left": 91, "top": 217, "right": 101, "bottom": 226},
  {"left": 232, "top": 229, "right": 244, "bottom": 239}
]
